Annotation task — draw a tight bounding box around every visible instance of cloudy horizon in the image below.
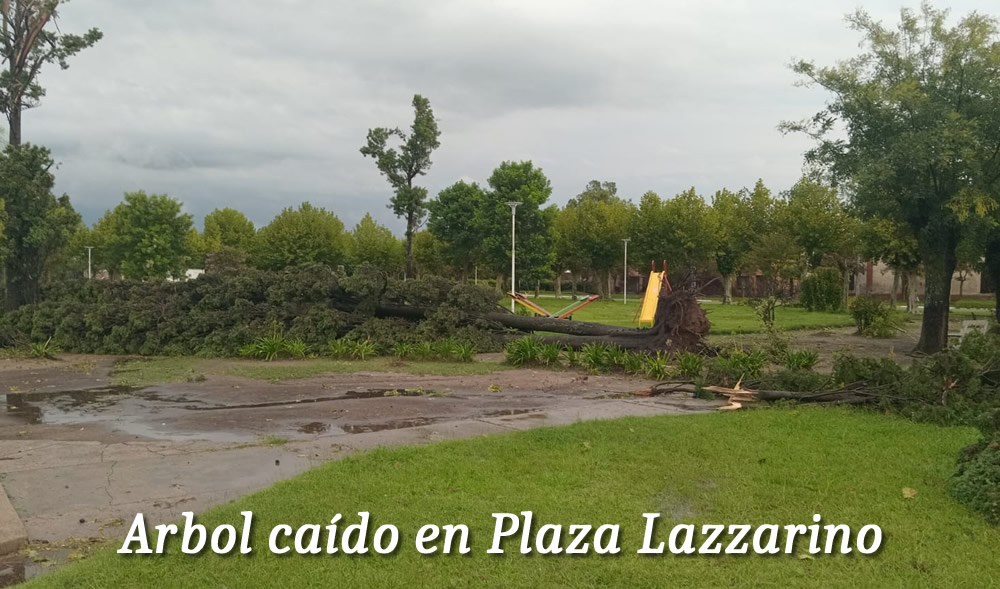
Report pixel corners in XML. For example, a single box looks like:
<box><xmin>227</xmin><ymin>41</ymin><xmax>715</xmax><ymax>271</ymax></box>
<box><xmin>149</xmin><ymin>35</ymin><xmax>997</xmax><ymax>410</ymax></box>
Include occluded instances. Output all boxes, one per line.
<box><xmin>24</xmin><ymin>0</ymin><xmax>1000</xmax><ymax>233</ymax></box>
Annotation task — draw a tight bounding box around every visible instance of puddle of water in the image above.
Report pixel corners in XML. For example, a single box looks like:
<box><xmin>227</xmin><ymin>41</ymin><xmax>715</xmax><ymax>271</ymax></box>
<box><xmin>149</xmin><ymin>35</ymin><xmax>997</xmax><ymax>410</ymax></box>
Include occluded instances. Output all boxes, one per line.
<box><xmin>1</xmin><ymin>387</ymin><xmax>134</xmax><ymax>424</ymax></box>
<box><xmin>0</xmin><ymin>554</ymin><xmax>44</xmax><ymax>587</ymax></box>
<box><xmin>482</xmin><ymin>409</ymin><xmax>539</xmax><ymax>417</ymax></box>
<box><xmin>297</xmin><ymin>422</ymin><xmax>330</xmax><ymax>434</ymax></box>
<box><xmin>0</xmin><ymin>388</ymin><xmax>247</xmax><ymax>443</ymax></box>
<box><xmin>341</xmin><ymin>418</ymin><xmax>437</xmax><ymax>434</ymax></box>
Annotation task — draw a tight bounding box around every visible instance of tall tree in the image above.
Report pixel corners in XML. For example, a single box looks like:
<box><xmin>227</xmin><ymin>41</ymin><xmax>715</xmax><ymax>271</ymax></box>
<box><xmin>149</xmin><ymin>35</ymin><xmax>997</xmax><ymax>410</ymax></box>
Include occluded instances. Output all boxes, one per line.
<box><xmin>475</xmin><ymin>161</ymin><xmax>555</xmax><ymax>292</ymax></box>
<box><xmin>0</xmin><ymin>143</ymin><xmax>78</xmax><ymax>308</ymax></box>
<box><xmin>347</xmin><ymin>213</ymin><xmax>404</xmax><ymax>273</ymax></box>
<box><xmin>427</xmin><ymin>180</ymin><xmax>485</xmax><ymax>278</ymax></box>
<box><xmin>784</xmin><ymin>178</ymin><xmax>862</xmax><ymax>307</ymax></box>
<box><xmin>862</xmin><ymin>218</ymin><xmax>922</xmax><ymax>312</ymax></box>
<box><xmin>631</xmin><ymin>188</ymin><xmax>718</xmax><ymax>284</ymax></box>
<box><xmin>552</xmin><ymin>181</ymin><xmax>633</xmax><ymax>299</ymax></box>
<box><xmin>203</xmin><ymin>208</ymin><xmax>255</xmax><ymax>252</ymax></box>
<box><xmin>360</xmin><ymin>95</ymin><xmax>441</xmax><ymax>279</ymax></box>
<box><xmin>0</xmin><ymin>0</ymin><xmax>102</xmax><ymax>145</ymax></box>
<box><xmin>97</xmin><ymin>191</ymin><xmax>193</xmax><ymax>280</ymax></box>
<box><xmin>783</xmin><ymin>4</ymin><xmax>1000</xmax><ymax>353</ymax></box>
<box><xmin>710</xmin><ymin>187</ymin><xmax>753</xmax><ymax>303</ymax></box>
<box><xmin>412</xmin><ymin>230</ymin><xmax>449</xmax><ymax>278</ymax></box>
<box><xmin>254</xmin><ymin>202</ymin><xmax>347</xmax><ymax>270</ymax></box>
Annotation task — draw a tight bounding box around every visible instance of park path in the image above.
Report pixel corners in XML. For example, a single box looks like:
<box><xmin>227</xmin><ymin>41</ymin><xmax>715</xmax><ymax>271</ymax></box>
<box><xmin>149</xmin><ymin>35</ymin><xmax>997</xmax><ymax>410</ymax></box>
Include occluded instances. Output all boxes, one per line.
<box><xmin>0</xmin><ymin>361</ymin><xmax>719</xmax><ymax>583</ymax></box>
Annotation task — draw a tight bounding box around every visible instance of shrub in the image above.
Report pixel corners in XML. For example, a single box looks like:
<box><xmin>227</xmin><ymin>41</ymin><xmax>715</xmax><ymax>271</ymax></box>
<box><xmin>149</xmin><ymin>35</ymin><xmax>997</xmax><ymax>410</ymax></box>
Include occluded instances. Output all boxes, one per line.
<box><xmin>393</xmin><ymin>342</ymin><xmax>414</xmax><ymax>359</ymax></box>
<box><xmin>580</xmin><ymin>343</ymin><xmax>610</xmax><ymax>373</ymax></box>
<box><xmin>644</xmin><ymin>352</ymin><xmax>672</xmax><ymax>381</ymax></box>
<box><xmin>604</xmin><ymin>345</ymin><xmax>629</xmax><ymax>371</ymax></box>
<box><xmin>413</xmin><ymin>342</ymin><xmax>435</xmax><ymax>360</ymax></box>
<box><xmin>539</xmin><ymin>343</ymin><xmax>563</xmax><ymax>368</ymax></box>
<box><xmin>505</xmin><ymin>336</ymin><xmax>543</xmax><ymax>366</ymax></box>
<box><xmin>675</xmin><ymin>351</ymin><xmax>705</xmax><ymax>378</ymax></box>
<box><xmin>706</xmin><ymin>348</ymin><xmax>766</xmax><ymax>385</ymax></box>
<box><xmin>328</xmin><ymin>339</ymin><xmax>351</xmax><ymax>359</ymax></box>
<box><xmin>433</xmin><ymin>338</ymin><xmax>458</xmax><ymax>360</ymax></box>
<box><xmin>783</xmin><ymin>349</ymin><xmax>819</xmax><ymax>371</ymax></box>
<box><xmin>563</xmin><ymin>346</ymin><xmax>578</xmax><ymax>367</ymax></box>
<box><xmin>284</xmin><ymin>338</ymin><xmax>309</xmax><ymax>359</ymax></box>
<box><xmin>800</xmin><ymin>267</ymin><xmax>844</xmax><ymax>312</ymax></box>
<box><xmin>849</xmin><ymin>296</ymin><xmax>896</xmax><ymax>337</ymax></box>
<box><xmin>454</xmin><ymin>342</ymin><xmax>477</xmax><ymax>363</ymax></box>
<box><xmin>28</xmin><ymin>337</ymin><xmax>61</xmax><ymax>360</ymax></box>
<box><xmin>622</xmin><ymin>352</ymin><xmax>646</xmax><ymax>376</ymax></box>
<box><xmin>348</xmin><ymin>338</ymin><xmax>377</xmax><ymax>360</ymax></box>
<box><xmin>240</xmin><ymin>332</ymin><xmax>290</xmax><ymax>361</ymax></box>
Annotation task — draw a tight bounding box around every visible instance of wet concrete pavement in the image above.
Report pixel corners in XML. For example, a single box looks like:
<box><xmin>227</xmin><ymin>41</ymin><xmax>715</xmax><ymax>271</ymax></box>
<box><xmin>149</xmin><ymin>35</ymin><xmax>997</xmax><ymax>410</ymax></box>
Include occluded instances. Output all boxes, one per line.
<box><xmin>0</xmin><ymin>361</ymin><xmax>721</xmax><ymax>581</ymax></box>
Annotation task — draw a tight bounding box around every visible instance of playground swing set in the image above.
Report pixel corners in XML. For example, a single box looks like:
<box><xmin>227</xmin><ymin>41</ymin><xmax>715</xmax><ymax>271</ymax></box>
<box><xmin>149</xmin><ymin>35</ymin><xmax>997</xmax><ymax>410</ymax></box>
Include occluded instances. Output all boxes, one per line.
<box><xmin>507</xmin><ymin>261</ymin><xmax>671</xmax><ymax>326</ymax></box>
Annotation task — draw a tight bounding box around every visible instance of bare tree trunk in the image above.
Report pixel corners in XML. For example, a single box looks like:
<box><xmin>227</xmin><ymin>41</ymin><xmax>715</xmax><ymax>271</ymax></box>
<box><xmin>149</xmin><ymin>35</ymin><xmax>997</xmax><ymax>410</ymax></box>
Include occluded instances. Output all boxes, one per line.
<box><xmin>534</xmin><ymin>280</ymin><xmax>540</xmax><ymax>298</ymax></box>
<box><xmin>7</xmin><ymin>104</ymin><xmax>20</xmax><ymax>146</ymax></box>
<box><xmin>496</xmin><ymin>273</ymin><xmax>505</xmax><ymax>293</ymax></box>
<box><xmin>554</xmin><ymin>273</ymin><xmax>562</xmax><ymax>299</ymax></box>
<box><xmin>916</xmin><ymin>233</ymin><xmax>957</xmax><ymax>354</ymax></box>
<box><xmin>841</xmin><ymin>267</ymin><xmax>850</xmax><ymax>311</ymax></box>
<box><xmin>722</xmin><ymin>274</ymin><xmax>733</xmax><ymax>304</ymax></box>
<box><xmin>889</xmin><ymin>270</ymin><xmax>899</xmax><ymax>309</ymax></box>
<box><xmin>906</xmin><ymin>272</ymin><xmax>919</xmax><ymax>314</ymax></box>
<box><xmin>403</xmin><ymin>210</ymin><xmax>415</xmax><ymax>279</ymax></box>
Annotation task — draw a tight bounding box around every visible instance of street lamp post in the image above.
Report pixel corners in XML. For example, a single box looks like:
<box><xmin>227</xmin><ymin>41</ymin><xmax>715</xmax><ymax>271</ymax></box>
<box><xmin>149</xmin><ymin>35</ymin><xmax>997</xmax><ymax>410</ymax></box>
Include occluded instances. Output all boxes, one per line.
<box><xmin>85</xmin><ymin>246</ymin><xmax>94</xmax><ymax>280</ymax></box>
<box><xmin>622</xmin><ymin>238</ymin><xmax>630</xmax><ymax>305</ymax></box>
<box><xmin>507</xmin><ymin>201</ymin><xmax>522</xmax><ymax>312</ymax></box>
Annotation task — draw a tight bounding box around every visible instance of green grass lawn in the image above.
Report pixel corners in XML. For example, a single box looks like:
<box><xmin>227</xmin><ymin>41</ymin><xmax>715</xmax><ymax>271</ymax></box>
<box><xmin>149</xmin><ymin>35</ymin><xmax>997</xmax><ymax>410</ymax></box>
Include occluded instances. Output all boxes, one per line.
<box><xmin>950</xmin><ymin>297</ymin><xmax>995</xmax><ymax>309</ymax></box>
<box><xmin>113</xmin><ymin>357</ymin><xmax>510</xmax><ymax>386</ymax></box>
<box><xmin>563</xmin><ymin>299</ymin><xmax>855</xmax><ymax>333</ymax></box>
<box><xmin>29</xmin><ymin>409</ymin><xmax>998</xmax><ymax>588</ymax></box>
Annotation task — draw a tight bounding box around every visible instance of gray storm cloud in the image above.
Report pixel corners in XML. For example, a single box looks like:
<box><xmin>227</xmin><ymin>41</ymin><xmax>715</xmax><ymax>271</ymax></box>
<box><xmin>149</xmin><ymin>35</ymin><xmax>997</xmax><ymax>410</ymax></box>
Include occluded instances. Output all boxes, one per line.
<box><xmin>22</xmin><ymin>0</ymin><xmax>999</xmax><ymax>231</ymax></box>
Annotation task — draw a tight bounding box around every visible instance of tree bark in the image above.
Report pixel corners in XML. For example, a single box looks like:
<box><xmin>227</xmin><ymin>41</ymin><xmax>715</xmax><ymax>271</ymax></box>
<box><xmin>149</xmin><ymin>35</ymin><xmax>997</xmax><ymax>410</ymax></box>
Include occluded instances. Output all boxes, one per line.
<box><xmin>554</xmin><ymin>273</ymin><xmax>562</xmax><ymax>299</ymax></box>
<box><xmin>889</xmin><ymin>270</ymin><xmax>899</xmax><ymax>309</ymax></box>
<box><xmin>840</xmin><ymin>267</ymin><xmax>850</xmax><ymax>310</ymax></box>
<box><xmin>496</xmin><ymin>273</ymin><xmax>504</xmax><ymax>293</ymax></box>
<box><xmin>916</xmin><ymin>232</ymin><xmax>957</xmax><ymax>354</ymax></box>
<box><xmin>906</xmin><ymin>271</ymin><xmax>919</xmax><ymax>315</ymax></box>
<box><xmin>7</xmin><ymin>103</ymin><xmax>20</xmax><ymax>146</ymax></box>
<box><xmin>403</xmin><ymin>210</ymin><xmax>415</xmax><ymax>280</ymax></box>
<box><xmin>986</xmin><ymin>234</ymin><xmax>1000</xmax><ymax>323</ymax></box>
<box><xmin>722</xmin><ymin>274</ymin><xmax>733</xmax><ymax>304</ymax></box>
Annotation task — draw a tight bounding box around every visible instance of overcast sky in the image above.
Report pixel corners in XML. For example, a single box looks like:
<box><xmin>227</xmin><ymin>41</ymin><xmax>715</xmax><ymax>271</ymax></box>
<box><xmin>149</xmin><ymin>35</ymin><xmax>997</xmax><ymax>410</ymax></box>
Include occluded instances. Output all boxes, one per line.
<box><xmin>27</xmin><ymin>0</ymin><xmax>999</xmax><ymax>233</ymax></box>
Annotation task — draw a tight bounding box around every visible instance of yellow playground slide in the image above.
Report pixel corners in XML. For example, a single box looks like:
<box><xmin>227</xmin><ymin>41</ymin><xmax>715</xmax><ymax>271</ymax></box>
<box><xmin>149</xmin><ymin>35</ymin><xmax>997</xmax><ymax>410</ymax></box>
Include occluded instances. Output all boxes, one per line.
<box><xmin>638</xmin><ymin>271</ymin><xmax>664</xmax><ymax>327</ymax></box>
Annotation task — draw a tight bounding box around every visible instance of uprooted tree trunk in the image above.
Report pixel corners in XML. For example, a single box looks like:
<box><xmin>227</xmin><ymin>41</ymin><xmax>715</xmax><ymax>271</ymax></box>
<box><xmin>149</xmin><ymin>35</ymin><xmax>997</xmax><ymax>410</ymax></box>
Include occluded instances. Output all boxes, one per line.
<box><xmin>340</xmin><ymin>288</ymin><xmax>710</xmax><ymax>353</ymax></box>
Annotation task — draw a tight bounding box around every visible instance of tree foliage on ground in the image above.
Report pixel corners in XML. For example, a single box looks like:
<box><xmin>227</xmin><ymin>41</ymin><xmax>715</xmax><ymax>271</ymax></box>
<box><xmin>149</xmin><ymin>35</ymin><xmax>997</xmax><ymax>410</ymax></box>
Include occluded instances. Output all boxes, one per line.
<box><xmin>360</xmin><ymin>94</ymin><xmax>441</xmax><ymax>278</ymax></box>
<box><xmin>253</xmin><ymin>202</ymin><xmax>347</xmax><ymax>271</ymax></box>
<box><xmin>347</xmin><ymin>213</ymin><xmax>404</xmax><ymax>273</ymax></box>
<box><xmin>93</xmin><ymin>191</ymin><xmax>193</xmax><ymax>280</ymax></box>
<box><xmin>783</xmin><ymin>3</ymin><xmax>1000</xmax><ymax>353</ymax></box>
<box><xmin>0</xmin><ymin>144</ymin><xmax>79</xmax><ymax>308</ymax></box>
<box><xmin>0</xmin><ymin>267</ymin><xmax>504</xmax><ymax>355</ymax></box>
<box><xmin>0</xmin><ymin>0</ymin><xmax>102</xmax><ymax>145</ymax></box>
